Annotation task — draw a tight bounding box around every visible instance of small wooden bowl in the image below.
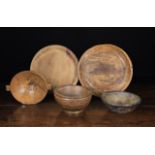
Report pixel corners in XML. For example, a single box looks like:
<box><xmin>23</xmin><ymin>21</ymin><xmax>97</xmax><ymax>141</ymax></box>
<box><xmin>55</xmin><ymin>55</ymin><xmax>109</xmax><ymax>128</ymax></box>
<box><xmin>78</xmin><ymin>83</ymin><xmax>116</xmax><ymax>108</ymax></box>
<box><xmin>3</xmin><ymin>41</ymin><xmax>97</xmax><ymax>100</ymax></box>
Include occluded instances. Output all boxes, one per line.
<box><xmin>101</xmin><ymin>92</ymin><xmax>141</xmax><ymax>114</ymax></box>
<box><xmin>6</xmin><ymin>71</ymin><xmax>48</xmax><ymax>105</ymax></box>
<box><xmin>54</xmin><ymin>85</ymin><xmax>92</xmax><ymax>116</ymax></box>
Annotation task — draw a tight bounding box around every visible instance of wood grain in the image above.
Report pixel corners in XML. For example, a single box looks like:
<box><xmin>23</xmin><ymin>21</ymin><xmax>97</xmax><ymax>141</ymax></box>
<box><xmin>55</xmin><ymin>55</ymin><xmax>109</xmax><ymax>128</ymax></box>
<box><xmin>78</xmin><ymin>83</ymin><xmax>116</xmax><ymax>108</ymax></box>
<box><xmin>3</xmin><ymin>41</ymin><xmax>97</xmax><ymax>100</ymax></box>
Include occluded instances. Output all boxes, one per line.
<box><xmin>7</xmin><ymin>71</ymin><xmax>48</xmax><ymax>105</ymax></box>
<box><xmin>78</xmin><ymin>44</ymin><xmax>133</xmax><ymax>96</ymax></box>
<box><xmin>0</xmin><ymin>83</ymin><xmax>155</xmax><ymax>127</ymax></box>
<box><xmin>54</xmin><ymin>85</ymin><xmax>92</xmax><ymax>115</ymax></box>
<box><xmin>30</xmin><ymin>45</ymin><xmax>78</xmax><ymax>90</ymax></box>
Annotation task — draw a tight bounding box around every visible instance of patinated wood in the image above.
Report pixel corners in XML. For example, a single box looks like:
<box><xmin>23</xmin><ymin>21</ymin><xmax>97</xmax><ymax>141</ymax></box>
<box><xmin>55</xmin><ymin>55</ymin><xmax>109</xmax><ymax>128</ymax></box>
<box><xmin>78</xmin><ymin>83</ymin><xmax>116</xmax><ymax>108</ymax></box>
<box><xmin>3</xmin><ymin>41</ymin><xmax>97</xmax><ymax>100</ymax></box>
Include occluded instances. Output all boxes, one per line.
<box><xmin>101</xmin><ymin>91</ymin><xmax>141</xmax><ymax>114</ymax></box>
<box><xmin>30</xmin><ymin>45</ymin><xmax>78</xmax><ymax>90</ymax></box>
<box><xmin>54</xmin><ymin>85</ymin><xmax>92</xmax><ymax>116</ymax></box>
<box><xmin>78</xmin><ymin>44</ymin><xmax>133</xmax><ymax>96</ymax></box>
<box><xmin>6</xmin><ymin>71</ymin><xmax>48</xmax><ymax>105</ymax></box>
<box><xmin>0</xmin><ymin>83</ymin><xmax>155</xmax><ymax>127</ymax></box>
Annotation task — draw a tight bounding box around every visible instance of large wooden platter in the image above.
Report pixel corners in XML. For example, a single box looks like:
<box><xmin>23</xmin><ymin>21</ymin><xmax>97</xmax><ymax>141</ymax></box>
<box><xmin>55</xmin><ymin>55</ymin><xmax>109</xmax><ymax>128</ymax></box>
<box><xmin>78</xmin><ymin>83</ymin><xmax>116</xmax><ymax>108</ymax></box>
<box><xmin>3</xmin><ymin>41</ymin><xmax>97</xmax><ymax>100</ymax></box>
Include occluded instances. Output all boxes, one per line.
<box><xmin>78</xmin><ymin>44</ymin><xmax>133</xmax><ymax>96</ymax></box>
<box><xmin>30</xmin><ymin>45</ymin><xmax>78</xmax><ymax>90</ymax></box>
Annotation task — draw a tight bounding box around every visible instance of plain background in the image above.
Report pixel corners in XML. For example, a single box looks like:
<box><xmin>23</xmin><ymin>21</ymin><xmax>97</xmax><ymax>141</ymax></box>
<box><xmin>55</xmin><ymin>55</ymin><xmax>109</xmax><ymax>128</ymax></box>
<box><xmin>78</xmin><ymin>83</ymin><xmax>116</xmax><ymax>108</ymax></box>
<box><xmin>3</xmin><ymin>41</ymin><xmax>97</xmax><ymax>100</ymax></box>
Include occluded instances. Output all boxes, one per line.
<box><xmin>0</xmin><ymin>27</ymin><xmax>155</xmax><ymax>84</ymax></box>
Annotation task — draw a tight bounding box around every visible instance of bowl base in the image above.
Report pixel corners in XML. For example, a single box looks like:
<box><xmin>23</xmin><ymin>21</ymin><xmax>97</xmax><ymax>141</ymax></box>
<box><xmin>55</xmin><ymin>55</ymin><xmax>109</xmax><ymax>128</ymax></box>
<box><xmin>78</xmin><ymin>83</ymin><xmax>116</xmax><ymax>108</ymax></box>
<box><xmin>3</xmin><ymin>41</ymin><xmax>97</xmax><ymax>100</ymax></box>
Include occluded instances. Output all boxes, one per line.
<box><xmin>107</xmin><ymin>105</ymin><xmax>138</xmax><ymax>114</ymax></box>
<box><xmin>64</xmin><ymin>109</ymin><xmax>84</xmax><ymax>116</ymax></box>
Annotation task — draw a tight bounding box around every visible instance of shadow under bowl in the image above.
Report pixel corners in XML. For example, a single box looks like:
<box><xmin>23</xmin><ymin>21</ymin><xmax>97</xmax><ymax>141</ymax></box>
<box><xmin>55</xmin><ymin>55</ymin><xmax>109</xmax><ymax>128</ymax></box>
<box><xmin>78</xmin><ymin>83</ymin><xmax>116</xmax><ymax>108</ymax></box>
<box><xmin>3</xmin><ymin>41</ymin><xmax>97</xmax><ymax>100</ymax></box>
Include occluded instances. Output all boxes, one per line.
<box><xmin>101</xmin><ymin>91</ymin><xmax>141</xmax><ymax>114</ymax></box>
<box><xmin>54</xmin><ymin>85</ymin><xmax>92</xmax><ymax>116</ymax></box>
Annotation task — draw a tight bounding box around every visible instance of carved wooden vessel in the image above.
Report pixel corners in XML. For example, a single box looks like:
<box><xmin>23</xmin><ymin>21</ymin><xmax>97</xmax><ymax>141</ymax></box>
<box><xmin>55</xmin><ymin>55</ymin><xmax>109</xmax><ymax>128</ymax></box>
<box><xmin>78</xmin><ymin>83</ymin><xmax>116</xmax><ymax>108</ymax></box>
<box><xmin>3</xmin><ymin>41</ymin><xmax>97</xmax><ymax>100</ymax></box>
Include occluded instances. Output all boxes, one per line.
<box><xmin>78</xmin><ymin>44</ymin><xmax>133</xmax><ymax>96</ymax></box>
<box><xmin>6</xmin><ymin>71</ymin><xmax>48</xmax><ymax>105</ymax></box>
<box><xmin>30</xmin><ymin>45</ymin><xmax>78</xmax><ymax>90</ymax></box>
<box><xmin>54</xmin><ymin>85</ymin><xmax>92</xmax><ymax>115</ymax></box>
<box><xmin>101</xmin><ymin>91</ymin><xmax>141</xmax><ymax>114</ymax></box>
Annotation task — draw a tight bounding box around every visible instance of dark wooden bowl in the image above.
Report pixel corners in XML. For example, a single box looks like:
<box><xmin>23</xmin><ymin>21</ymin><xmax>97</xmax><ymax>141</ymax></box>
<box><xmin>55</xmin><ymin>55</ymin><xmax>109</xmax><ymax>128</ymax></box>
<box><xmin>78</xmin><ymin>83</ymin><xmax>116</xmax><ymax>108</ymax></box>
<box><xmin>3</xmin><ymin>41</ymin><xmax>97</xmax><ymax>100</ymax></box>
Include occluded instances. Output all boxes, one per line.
<box><xmin>54</xmin><ymin>85</ymin><xmax>92</xmax><ymax>116</ymax></box>
<box><xmin>6</xmin><ymin>71</ymin><xmax>48</xmax><ymax>105</ymax></box>
<box><xmin>101</xmin><ymin>92</ymin><xmax>141</xmax><ymax>114</ymax></box>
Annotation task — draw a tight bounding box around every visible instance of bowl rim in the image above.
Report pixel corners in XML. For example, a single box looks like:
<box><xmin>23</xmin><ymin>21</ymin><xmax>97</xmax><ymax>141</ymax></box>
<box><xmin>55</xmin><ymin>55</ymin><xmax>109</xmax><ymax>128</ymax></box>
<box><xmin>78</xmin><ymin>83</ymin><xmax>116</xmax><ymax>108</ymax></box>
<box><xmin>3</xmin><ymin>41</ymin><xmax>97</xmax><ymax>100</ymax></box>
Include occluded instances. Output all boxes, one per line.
<box><xmin>9</xmin><ymin>70</ymin><xmax>48</xmax><ymax>105</ymax></box>
<box><xmin>101</xmin><ymin>91</ymin><xmax>141</xmax><ymax>107</ymax></box>
<box><xmin>54</xmin><ymin>85</ymin><xmax>92</xmax><ymax>99</ymax></box>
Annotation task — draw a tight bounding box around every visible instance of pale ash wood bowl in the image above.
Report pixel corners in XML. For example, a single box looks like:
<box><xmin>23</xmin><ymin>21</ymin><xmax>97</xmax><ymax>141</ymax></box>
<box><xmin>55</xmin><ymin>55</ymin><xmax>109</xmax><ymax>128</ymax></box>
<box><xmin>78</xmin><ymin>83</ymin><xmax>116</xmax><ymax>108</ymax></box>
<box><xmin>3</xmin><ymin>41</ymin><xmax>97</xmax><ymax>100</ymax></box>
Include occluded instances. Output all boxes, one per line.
<box><xmin>101</xmin><ymin>92</ymin><xmax>141</xmax><ymax>114</ymax></box>
<box><xmin>54</xmin><ymin>85</ymin><xmax>92</xmax><ymax>116</ymax></box>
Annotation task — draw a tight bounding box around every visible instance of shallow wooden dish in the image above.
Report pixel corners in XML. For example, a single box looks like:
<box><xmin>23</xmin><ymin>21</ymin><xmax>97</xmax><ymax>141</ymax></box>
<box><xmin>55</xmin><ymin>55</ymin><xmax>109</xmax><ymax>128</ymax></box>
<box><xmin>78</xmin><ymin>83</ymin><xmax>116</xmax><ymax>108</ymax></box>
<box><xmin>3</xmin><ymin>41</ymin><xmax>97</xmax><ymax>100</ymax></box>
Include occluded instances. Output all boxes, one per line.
<box><xmin>30</xmin><ymin>44</ymin><xmax>78</xmax><ymax>90</ymax></box>
<box><xmin>101</xmin><ymin>92</ymin><xmax>141</xmax><ymax>114</ymax></box>
<box><xmin>6</xmin><ymin>71</ymin><xmax>48</xmax><ymax>105</ymax></box>
<box><xmin>54</xmin><ymin>85</ymin><xmax>92</xmax><ymax>116</ymax></box>
<box><xmin>78</xmin><ymin>44</ymin><xmax>133</xmax><ymax>96</ymax></box>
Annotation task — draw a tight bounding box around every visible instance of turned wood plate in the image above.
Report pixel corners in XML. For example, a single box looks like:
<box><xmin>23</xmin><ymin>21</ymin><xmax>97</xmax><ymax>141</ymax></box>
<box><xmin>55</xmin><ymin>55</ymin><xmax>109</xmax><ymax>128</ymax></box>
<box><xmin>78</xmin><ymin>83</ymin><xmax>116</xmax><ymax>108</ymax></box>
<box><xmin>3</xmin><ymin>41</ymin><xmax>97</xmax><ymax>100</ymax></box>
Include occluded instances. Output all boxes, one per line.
<box><xmin>78</xmin><ymin>44</ymin><xmax>133</xmax><ymax>96</ymax></box>
<box><xmin>30</xmin><ymin>45</ymin><xmax>78</xmax><ymax>90</ymax></box>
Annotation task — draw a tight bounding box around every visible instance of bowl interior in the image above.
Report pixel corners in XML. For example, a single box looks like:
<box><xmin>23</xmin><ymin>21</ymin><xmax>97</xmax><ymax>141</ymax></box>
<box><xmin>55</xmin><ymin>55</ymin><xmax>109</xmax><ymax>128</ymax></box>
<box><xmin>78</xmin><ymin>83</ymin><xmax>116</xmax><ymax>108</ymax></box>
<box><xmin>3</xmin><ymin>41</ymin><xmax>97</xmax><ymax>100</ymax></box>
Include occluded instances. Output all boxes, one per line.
<box><xmin>54</xmin><ymin>85</ymin><xmax>91</xmax><ymax>99</ymax></box>
<box><xmin>101</xmin><ymin>92</ymin><xmax>141</xmax><ymax>106</ymax></box>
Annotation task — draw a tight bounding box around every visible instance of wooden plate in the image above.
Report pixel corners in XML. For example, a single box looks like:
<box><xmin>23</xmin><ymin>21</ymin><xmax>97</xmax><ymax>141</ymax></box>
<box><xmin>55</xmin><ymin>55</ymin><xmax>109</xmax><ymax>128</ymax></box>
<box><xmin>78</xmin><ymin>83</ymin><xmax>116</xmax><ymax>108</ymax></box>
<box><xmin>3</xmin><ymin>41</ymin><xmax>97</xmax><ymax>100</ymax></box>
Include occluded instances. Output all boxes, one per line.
<box><xmin>30</xmin><ymin>45</ymin><xmax>78</xmax><ymax>90</ymax></box>
<box><xmin>78</xmin><ymin>44</ymin><xmax>133</xmax><ymax>96</ymax></box>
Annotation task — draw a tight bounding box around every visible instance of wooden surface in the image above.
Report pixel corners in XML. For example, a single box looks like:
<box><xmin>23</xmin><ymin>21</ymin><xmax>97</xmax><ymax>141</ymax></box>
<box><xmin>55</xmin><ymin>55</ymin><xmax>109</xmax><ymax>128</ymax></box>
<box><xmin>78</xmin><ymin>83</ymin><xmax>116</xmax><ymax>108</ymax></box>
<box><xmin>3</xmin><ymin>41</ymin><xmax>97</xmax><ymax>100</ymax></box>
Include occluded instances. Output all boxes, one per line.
<box><xmin>0</xmin><ymin>83</ymin><xmax>155</xmax><ymax>127</ymax></box>
<box><xmin>54</xmin><ymin>85</ymin><xmax>92</xmax><ymax>115</ymax></box>
<box><xmin>7</xmin><ymin>71</ymin><xmax>48</xmax><ymax>105</ymax></box>
<box><xmin>78</xmin><ymin>44</ymin><xmax>133</xmax><ymax>96</ymax></box>
<box><xmin>30</xmin><ymin>45</ymin><xmax>78</xmax><ymax>90</ymax></box>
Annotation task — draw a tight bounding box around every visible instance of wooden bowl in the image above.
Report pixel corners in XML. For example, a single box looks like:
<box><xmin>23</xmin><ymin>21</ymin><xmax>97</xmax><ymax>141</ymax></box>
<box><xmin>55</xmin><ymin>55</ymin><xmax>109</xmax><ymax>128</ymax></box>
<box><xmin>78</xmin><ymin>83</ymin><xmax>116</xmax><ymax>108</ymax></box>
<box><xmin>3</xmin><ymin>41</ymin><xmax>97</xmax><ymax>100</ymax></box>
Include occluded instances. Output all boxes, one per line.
<box><xmin>101</xmin><ymin>92</ymin><xmax>141</xmax><ymax>114</ymax></box>
<box><xmin>54</xmin><ymin>85</ymin><xmax>92</xmax><ymax>115</ymax></box>
<box><xmin>6</xmin><ymin>71</ymin><xmax>48</xmax><ymax>105</ymax></box>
